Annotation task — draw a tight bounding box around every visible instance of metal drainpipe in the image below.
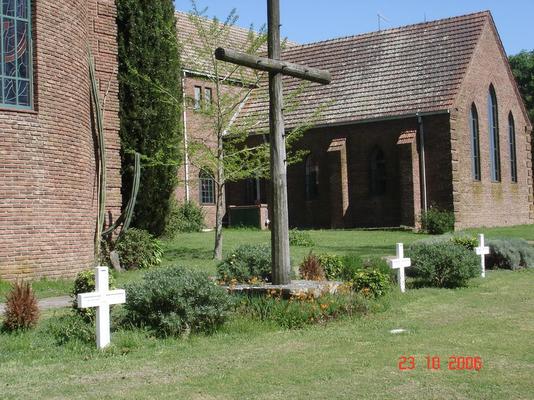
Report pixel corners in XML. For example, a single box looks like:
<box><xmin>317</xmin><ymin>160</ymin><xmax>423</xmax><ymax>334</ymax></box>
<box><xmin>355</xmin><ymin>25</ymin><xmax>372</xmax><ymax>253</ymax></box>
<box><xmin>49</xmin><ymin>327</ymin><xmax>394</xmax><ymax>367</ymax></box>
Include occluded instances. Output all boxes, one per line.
<box><xmin>182</xmin><ymin>71</ymin><xmax>190</xmax><ymax>202</ymax></box>
<box><xmin>418</xmin><ymin>114</ymin><xmax>428</xmax><ymax>213</ymax></box>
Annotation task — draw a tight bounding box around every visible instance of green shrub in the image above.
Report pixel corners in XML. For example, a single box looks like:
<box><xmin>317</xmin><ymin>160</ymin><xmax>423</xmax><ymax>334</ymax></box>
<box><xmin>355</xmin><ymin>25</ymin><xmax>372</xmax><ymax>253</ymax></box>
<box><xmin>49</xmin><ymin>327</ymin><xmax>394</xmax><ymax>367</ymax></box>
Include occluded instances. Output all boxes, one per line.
<box><xmin>362</xmin><ymin>256</ymin><xmax>394</xmax><ymax>278</ymax></box>
<box><xmin>289</xmin><ymin>229</ymin><xmax>314</xmax><ymax>247</ymax></box>
<box><xmin>237</xmin><ymin>291</ymin><xmax>372</xmax><ymax>329</ymax></box>
<box><xmin>298</xmin><ymin>252</ymin><xmax>325</xmax><ymax>281</ymax></box>
<box><xmin>45</xmin><ymin>314</ymin><xmax>95</xmax><ymax>345</ymax></box>
<box><xmin>345</xmin><ymin>269</ymin><xmax>391</xmax><ymax>297</ymax></box>
<box><xmin>115</xmin><ymin>228</ymin><xmax>163</xmax><ymax>270</ymax></box>
<box><xmin>217</xmin><ymin>244</ymin><xmax>272</xmax><ymax>284</ymax></box>
<box><xmin>124</xmin><ymin>266</ymin><xmax>232</xmax><ymax>337</ymax></box>
<box><xmin>317</xmin><ymin>253</ymin><xmax>344</xmax><ymax>280</ymax></box>
<box><xmin>408</xmin><ymin>241</ymin><xmax>479</xmax><ymax>288</ymax></box>
<box><xmin>487</xmin><ymin>238</ymin><xmax>534</xmax><ymax>270</ymax></box>
<box><xmin>337</xmin><ymin>254</ymin><xmax>364</xmax><ymax>282</ymax></box>
<box><xmin>72</xmin><ymin>269</ymin><xmax>116</xmax><ymax>321</ymax></box>
<box><xmin>164</xmin><ymin>200</ymin><xmax>205</xmax><ymax>237</ymax></box>
<box><xmin>451</xmin><ymin>235</ymin><xmax>478</xmax><ymax>250</ymax></box>
<box><xmin>420</xmin><ymin>207</ymin><xmax>455</xmax><ymax>234</ymax></box>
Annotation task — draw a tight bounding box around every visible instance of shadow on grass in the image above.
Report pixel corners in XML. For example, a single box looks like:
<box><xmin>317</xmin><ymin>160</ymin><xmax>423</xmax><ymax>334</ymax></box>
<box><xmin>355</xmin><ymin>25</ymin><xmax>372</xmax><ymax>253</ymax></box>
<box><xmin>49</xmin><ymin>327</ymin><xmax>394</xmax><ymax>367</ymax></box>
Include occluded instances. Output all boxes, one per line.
<box><xmin>164</xmin><ymin>247</ymin><xmax>213</xmax><ymax>260</ymax></box>
<box><xmin>314</xmin><ymin>245</ymin><xmax>395</xmax><ymax>256</ymax></box>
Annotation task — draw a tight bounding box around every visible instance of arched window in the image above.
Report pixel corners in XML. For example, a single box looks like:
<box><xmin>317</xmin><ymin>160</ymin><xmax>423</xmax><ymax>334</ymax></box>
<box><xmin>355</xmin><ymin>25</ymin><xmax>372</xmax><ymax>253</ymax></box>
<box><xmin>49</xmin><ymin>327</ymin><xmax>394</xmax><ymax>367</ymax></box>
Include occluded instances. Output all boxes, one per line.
<box><xmin>1</xmin><ymin>0</ymin><xmax>32</xmax><ymax>108</ymax></box>
<box><xmin>305</xmin><ymin>155</ymin><xmax>319</xmax><ymax>200</ymax></box>
<box><xmin>488</xmin><ymin>85</ymin><xmax>501</xmax><ymax>181</ymax></box>
<box><xmin>508</xmin><ymin>112</ymin><xmax>518</xmax><ymax>183</ymax></box>
<box><xmin>470</xmin><ymin>103</ymin><xmax>481</xmax><ymax>181</ymax></box>
<box><xmin>199</xmin><ymin>169</ymin><xmax>215</xmax><ymax>204</ymax></box>
<box><xmin>370</xmin><ymin>147</ymin><xmax>386</xmax><ymax>195</ymax></box>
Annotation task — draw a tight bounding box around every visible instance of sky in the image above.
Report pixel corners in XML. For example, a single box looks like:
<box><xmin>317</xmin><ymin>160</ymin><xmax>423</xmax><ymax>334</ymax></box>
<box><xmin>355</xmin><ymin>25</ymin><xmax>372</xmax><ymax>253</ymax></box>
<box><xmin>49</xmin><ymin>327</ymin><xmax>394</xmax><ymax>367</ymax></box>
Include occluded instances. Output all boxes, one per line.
<box><xmin>174</xmin><ymin>0</ymin><xmax>533</xmax><ymax>55</ymax></box>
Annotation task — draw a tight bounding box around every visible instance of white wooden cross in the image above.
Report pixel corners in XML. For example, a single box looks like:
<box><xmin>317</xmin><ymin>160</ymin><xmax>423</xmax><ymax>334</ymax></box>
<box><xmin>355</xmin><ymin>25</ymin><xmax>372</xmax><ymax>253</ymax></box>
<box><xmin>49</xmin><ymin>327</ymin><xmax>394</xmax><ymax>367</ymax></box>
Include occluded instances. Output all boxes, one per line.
<box><xmin>388</xmin><ymin>243</ymin><xmax>412</xmax><ymax>293</ymax></box>
<box><xmin>475</xmin><ymin>234</ymin><xmax>490</xmax><ymax>278</ymax></box>
<box><xmin>77</xmin><ymin>266</ymin><xmax>126</xmax><ymax>349</ymax></box>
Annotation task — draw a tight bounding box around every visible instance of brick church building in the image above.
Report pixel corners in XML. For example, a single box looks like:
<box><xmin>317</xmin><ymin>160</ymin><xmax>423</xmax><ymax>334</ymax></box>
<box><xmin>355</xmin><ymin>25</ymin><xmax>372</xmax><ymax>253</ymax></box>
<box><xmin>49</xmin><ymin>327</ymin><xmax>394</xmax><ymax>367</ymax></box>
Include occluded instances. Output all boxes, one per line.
<box><xmin>177</xmin><ymin>11</ymin><xmax>533</xmax><ymax>230</ymax></box>
<box><xmin>0</xmin><ymin>1</ymin><xmax>121</xmax><ymax>280</ymax></box>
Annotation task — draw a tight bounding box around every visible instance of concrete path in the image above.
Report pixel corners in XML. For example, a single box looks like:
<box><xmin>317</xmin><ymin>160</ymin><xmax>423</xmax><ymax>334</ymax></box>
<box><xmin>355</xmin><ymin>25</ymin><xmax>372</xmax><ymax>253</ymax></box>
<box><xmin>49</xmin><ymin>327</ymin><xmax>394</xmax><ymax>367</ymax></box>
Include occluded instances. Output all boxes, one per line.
<box><xmin>0</xmin><ymin>296</ymin><xmax>71</xmax><ymax>313</ymax></box>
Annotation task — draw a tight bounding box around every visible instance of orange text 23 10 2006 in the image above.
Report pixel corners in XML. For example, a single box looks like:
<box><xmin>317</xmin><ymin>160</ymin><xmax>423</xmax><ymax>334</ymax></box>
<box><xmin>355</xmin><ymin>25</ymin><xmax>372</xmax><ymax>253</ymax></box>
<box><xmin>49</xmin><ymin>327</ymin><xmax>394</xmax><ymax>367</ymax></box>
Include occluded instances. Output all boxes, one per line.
<box><xmin>398</xmin><ymin>355</ymin><xmax>483</xmax><ymax>371</ymax></box>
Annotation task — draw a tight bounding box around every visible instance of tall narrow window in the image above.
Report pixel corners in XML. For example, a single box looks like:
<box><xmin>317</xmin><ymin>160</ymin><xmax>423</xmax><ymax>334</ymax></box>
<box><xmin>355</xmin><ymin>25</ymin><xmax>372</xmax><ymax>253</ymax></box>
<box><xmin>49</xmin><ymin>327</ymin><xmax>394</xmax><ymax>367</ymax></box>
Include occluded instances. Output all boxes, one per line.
<box><xmin>370</xmin><ymin>147</ymin><xmax>386</xmax><ymax>195</ymax></box>
<box><xmin>204</xmin><ymin>87</ymin><xmax>212</xmax><ymax>109</ymax></box>
<box><xmin>488</xmin><ymin>85</ymin><xmax>501</xmax><ymax>181</ymax></box>
<box><xmin>193</xmin><ymin>86</ymin><xmax>202</xmax><ymax>110</ymax></box>
<box><xmin>1</xmin><ymin>0</ymin><xmax>32</xmax><ymax>108</ymax></box>
<box><xmin>470</xmin><ymin>103</ymin><xmax>481</xmax><ymax>181</ymax></box>
<box><xmin>305</xmin><ymin>155</ymin><xmax>319</xmax><ymax>200</ymax></box>
<box><xmin>199</xmin><ymin>169</ymin><xmax>215</xmax><ymax>204</ymax></box>
<box><xmin>508</xmin><ymin>112</ymin><xmax>517</xmax><ymax>183</ymax></box>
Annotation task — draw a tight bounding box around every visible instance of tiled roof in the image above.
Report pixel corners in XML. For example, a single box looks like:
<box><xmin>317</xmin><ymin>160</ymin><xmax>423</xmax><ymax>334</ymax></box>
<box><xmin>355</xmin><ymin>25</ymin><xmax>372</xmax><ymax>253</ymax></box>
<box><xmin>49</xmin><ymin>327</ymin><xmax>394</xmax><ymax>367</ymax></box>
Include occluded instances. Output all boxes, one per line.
<box><xmin>236</xmin><ymin>11</ymin><xmax>491</xmax><ymax>131</ymax></box>
<box><xmin>176</xmin><ymin>11</ymin><xmax>297</xmax><ymax>79</ymax></box>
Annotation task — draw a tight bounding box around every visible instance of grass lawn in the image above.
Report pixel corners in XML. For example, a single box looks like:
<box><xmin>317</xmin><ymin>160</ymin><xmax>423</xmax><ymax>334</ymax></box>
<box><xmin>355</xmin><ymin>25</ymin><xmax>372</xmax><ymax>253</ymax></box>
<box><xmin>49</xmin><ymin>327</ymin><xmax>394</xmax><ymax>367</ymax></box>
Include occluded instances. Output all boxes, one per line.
<box><xmin>0</xmin><ymin>268</ymin><xmax>533</xmax><ymax>399</ymax></box>
<box><xmin>0</xmin><ymin>224</ymin><xmax>532</xmax><ymax>300</ymax></box>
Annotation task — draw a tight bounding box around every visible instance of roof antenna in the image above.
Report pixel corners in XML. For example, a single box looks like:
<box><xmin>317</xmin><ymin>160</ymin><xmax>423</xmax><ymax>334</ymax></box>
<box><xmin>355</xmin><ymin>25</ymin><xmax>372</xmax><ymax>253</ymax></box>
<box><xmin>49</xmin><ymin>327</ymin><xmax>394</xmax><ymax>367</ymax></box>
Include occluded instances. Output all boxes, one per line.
<box><xmin>377</xmin><ymin>13</ymin><xmax>389</xmax><ymax>31</ymax></box>
<box><xmin>424</xmin><ymin>12</ymin><xmax>427</xmax><ymax>22</ymax></box>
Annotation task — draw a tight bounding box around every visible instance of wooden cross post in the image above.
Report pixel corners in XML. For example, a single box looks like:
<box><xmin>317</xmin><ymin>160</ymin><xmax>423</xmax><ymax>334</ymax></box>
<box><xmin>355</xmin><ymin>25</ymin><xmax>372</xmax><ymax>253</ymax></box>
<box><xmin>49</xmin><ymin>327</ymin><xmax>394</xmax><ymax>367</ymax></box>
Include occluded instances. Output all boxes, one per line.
<box><xmin>215</xmin><ymin>0</ymin><xmax>331</xmax><ymax>284</ymax></box>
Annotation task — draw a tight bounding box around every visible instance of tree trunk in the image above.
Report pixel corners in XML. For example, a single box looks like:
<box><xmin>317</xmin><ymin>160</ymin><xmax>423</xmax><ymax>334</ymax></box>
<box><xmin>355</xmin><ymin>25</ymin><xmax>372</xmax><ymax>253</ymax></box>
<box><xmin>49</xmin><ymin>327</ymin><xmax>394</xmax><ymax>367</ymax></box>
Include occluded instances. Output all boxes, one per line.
<box><xmin>213</xmin><ymin>181</ymin><xmax>225</xmax><ymax>260</ymax></box>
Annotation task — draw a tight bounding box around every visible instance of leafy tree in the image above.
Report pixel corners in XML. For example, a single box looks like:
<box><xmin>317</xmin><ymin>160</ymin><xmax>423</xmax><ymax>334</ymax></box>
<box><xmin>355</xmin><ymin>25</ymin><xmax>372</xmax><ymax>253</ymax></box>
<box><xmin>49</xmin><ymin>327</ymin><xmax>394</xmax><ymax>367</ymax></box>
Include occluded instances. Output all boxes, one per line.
<box><xmin>185</xmin><ymin>2</ymin><xmax>324</xmax><ymax>259</ymax></box>
<box><xmin>509</xmin><ymin>50</ymin><xmax>534</xmax><ymax>123</ymax></box>
<box><xmin>117</xmin><ymin>0</ymin><xmax>182</xmax><ymax>236</ymax></box>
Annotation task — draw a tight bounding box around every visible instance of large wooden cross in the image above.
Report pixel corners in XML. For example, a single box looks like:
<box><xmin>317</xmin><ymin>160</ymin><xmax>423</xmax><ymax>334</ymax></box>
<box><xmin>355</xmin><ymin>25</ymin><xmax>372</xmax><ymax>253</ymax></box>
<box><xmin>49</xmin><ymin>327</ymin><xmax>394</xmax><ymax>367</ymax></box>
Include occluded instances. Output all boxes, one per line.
<box><xmin>215</xmin><ymin>0</ymin><xmax>331</xmax><ymax>285</ymax></box>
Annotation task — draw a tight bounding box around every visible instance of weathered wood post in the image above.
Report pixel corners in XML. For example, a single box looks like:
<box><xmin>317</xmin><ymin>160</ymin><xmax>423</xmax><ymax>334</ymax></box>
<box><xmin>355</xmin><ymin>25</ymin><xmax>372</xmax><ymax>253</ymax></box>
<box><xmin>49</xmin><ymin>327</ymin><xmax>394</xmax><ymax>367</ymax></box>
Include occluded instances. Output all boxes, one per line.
<box><xmin>214</xmin><ymin>0</ymin><xmax>331</xmax><ymax>285</ymax></box>
<box><xmin>267</xmin><ymin>0</ymin><xmax>290</xmax><ymax>284</ymax></box>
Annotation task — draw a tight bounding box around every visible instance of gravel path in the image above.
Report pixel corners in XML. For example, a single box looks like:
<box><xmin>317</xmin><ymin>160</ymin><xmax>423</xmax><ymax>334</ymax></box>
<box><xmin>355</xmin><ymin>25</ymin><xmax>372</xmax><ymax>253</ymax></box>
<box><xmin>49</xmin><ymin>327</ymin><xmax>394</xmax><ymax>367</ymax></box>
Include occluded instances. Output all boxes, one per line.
<box><xmin>0</xmin><ymin>296</ymin><xmax>71</xmax><ymax>313</ymax></box>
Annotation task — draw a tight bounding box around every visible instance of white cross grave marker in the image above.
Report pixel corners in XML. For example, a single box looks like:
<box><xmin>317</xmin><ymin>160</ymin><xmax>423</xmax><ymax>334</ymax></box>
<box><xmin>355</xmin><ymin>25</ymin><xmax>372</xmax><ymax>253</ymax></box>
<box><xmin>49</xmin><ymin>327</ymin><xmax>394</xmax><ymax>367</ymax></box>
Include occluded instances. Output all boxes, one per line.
<box><xmin>77</xmin><ymin>266</ymin><xmax>126</xmax><ymax>349</ymax></box>
<box><xmin>388</xmin><ymin>243</ymin><xmax>411</xmax><ymax>293</ymax></box>
<box><xmin>475</xmin><ymin>234</ymin><xmax>490</xmax><ymax>278</ymax></box>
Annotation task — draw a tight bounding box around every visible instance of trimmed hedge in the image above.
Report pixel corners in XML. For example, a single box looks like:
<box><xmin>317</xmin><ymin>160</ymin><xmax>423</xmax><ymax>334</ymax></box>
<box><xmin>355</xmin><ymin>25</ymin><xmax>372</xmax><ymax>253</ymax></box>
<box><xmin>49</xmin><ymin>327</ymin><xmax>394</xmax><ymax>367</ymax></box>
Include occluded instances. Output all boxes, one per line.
<box><xmin>217</xmin><ymin>244</ymin><xmax>271</xmax><ymax>284</ymax></box>
<box><xmin>124</xmin><ymin>266</ymin><xmax>232</xmax><ymax>337</ymax></box>
<box><xmin>487</xmin><ymin>238</ymin><xmax>534</xmax><ymax>270</ymax></box>
<box><xmin>408</xmin><ymin>241</ymin><xmax>479</xmax><ymax>288</ymax></box>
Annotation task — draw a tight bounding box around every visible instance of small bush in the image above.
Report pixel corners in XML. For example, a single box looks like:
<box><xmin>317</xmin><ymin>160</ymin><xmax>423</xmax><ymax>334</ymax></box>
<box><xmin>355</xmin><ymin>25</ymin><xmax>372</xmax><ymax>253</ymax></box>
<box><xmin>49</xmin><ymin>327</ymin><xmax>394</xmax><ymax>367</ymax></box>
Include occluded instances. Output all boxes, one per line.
<box><xmin>421</xmin><ymin>207</ymin><xmax>455</xmax><ymax>234</ymax></box>
<box><xmin>289</xmin><ymin>229</ymin><xmax>314</xmax><ymax>247</ymax></box>
<box><xmin>362</xmin><ymin>256</ymin><xmax>394</xmax><ymax>278</ymax></box>
<box><xmin>115</xmin><ymin>228</ymin><xmax>163</xmax><ymax>270</ymax></box>
<box><xmin>487</xmin><ymin>238</ymin><xmax>534</xmax><ymax>270</ymax></box>
<box><xmin>298</xmin><ymin>252</ymin><xmax>325</xmax><ymax>281</ymax></box>
<box><xmin>164</xmin><ymin>200</ymin><xmax>205</xmax><ymax>237</ymax></box>
<box><xmin>237</xmin><ymin>290</ymin><xmax>372</xmax><ymax>329</ymax></box>
<box><xmin>2</xmin><ymin>281</ymin><xmax>39</xmax><ymax>332</ymax></box>
<box><xmin>337</xmin><ymin>254</ymin><xmax>364</xmax><ymax>282</ymax></box>
<box><xmin>45</xmin><ymin>314</ymin><xmax>95</xmax><ymax>345</ymax></box>
<box><xmin>317</xmin><ymin>253</ymin><xmax>344</xmax><ymax>280</ymax></box>
<box><xmin>217</xmin><ymin>244</ymin><xmax>271</xmax><ymax>284</ymax></box>
<box><xmin>124</xmin><ymin>266</ymin><xmax>233</xmax><ymax>337</ymax></box>
<box><xmin>451</xmin><ymin>235</ymin><xmax>478</xmax><ymax>250</ymax></box>
<box><xmin>344</xmin><ymin>269</ymin><xmax>391</xmax><ymax>298</ymax></box>
<box><xmin>72</xmin><ymin>269</ymin><xmax>116</xmax><ymax>321</ymax></box>
<box><xmin>408</xmin><ymin>241</ymin><xmax>479</xmax><ymax>288</ymax></box>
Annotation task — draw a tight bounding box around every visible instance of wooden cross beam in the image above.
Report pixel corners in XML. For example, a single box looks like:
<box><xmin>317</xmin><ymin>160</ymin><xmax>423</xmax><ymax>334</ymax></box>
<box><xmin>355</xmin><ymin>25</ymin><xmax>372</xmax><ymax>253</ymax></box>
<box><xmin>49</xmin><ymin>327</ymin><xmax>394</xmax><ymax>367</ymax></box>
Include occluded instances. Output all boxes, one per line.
<box><xmin>214</xmin><ymin>48</ymin><xmax>332</xmax><ymax>85</ymax></box>
<box><xmin>214</xmin><ymin>0</ymin><xmax>331</xmax><ymax>285</ymax></box>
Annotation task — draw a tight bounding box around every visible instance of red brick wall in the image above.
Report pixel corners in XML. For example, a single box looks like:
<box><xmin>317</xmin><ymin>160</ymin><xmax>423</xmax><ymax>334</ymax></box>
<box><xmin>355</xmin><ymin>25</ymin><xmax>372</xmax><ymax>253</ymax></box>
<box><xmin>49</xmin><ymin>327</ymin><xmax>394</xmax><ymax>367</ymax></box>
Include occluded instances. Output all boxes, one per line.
<box><xmin>228</xmin><ymin>117</ymin><xmax>439</xmax><ymax>229</ymax></box>
<box><xmin>0</xmin><ymin>0</ymin><xmax>121</xmax><ymax>280</ymax></box>
<box><xmin>175</xmin><ymin>75</ymin><xmax>218</xmax><ymax>228</ymax></box>
<box><xmin>451</xmin><ymin>22</ymin><xmax>533</xmax><ymax>228</ymax></box>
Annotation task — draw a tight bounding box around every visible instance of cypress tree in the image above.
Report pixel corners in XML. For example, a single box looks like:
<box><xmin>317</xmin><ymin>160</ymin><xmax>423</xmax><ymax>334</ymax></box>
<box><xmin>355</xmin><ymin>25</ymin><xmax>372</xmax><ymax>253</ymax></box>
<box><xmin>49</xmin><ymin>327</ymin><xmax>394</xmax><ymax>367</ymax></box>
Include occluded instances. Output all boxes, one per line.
<box><xmin>117</xmin><ymin>0</ymin><xmax>182</xmax><ymax>236</ymax></box>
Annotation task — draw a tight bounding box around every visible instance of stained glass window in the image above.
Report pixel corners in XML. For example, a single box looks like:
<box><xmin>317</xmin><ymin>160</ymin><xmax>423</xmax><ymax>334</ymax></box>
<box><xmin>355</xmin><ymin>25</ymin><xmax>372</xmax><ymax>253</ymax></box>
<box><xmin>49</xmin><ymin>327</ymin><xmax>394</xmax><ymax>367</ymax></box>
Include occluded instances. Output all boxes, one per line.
<box><xmin>1</xmin><ymin>0</ymin><xmax>31</xmax><ymax>108</ymax></box>
<box><xmin>370</xmin><ymin>147</ymin><xmax>386</xmax><ymax>195</ymax></box>
<box><xmin>488</xmin><ymin>85</ymin><xmax>501</xmax><ymax>182</ymax></box>
<box><xmin>508</xmin><ymin>112</ymin><xmax>517</xmax><ymax>183</ymax></box>
<box><xmin>470</xmin><ymin>103</ymin><xmax>481</xmax><ymax>181</ymax></box>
